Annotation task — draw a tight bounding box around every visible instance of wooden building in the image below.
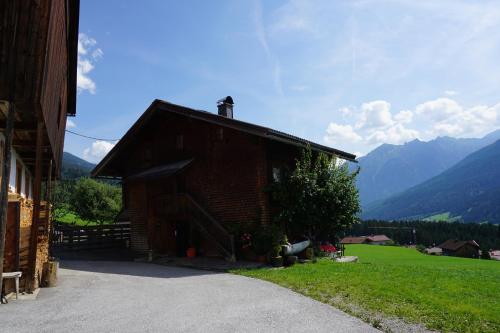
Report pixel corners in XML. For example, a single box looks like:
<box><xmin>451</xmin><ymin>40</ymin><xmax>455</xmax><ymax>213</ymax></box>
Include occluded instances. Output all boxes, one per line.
<box><xmin>92</xmin><ymin>97</ymin><xmax>356</xmax><ymax>261</ymax></box>
<box><xmin>0</xmin><ymin>0</ymin><xmax>79</xmax><ymax>296</ymax></box>
<box><xmin>438</xmin><ymin>239</ymin><xmax>480</xmax><ymax>258</ymax></box>
<box><xmin>341</xmin><ymin>234</ymin><xmax>392</xmax><ymax>245</ymax></box>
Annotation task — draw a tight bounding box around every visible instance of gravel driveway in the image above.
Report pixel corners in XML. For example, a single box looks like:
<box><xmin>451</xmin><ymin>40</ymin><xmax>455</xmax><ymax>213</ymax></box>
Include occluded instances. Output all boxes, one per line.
<box><xmin>0</xmin><ymin>260</ymin><xmax>379</xmax><ymax>332</ymax></box>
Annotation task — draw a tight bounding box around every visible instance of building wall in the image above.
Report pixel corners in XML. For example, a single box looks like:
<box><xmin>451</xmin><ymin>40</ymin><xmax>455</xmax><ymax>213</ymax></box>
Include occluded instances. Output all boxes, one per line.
<box><xmin>123</xmin><ymin>112</ymin><xmax>272</xmax><ymax>255</ymax></box>
<box><xmin>0</xmin><ymin>134</ymin><xmax>45</xmax><ymax>293</ymax></box>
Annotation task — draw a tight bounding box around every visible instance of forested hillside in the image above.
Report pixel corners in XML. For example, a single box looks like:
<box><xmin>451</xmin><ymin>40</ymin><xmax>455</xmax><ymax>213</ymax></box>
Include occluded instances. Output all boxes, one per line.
<box><xmin>54</xmin><ymin>152</ymin><xmax>121</xmax><ymax>225</ymax></box>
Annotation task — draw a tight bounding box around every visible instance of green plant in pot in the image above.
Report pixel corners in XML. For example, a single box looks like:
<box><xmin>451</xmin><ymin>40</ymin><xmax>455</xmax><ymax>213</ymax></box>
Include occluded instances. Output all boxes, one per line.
<box><xmin>252</xmin><ymin>229</ymin><xmax>273</xmax><ymax>263</ymax></box>
<box><xmin>270</xmin><ymin>244</ymin><xmax>283</xmax><ymax>267</ymax></box>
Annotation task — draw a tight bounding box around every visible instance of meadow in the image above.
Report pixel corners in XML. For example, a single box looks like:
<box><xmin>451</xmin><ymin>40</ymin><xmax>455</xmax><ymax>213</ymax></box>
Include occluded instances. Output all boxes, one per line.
<box><xmin>234</xmin><ymin>245</ymin><xmax>500</xmax><ymax>333</ymax></box>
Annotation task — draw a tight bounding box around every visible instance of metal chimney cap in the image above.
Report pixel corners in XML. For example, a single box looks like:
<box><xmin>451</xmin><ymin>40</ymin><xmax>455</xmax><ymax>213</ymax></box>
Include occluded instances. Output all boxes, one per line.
<box><xmin>217</xmin><ymin>96</ymin><xmax>234</xmax><ymax>105</ymax></box>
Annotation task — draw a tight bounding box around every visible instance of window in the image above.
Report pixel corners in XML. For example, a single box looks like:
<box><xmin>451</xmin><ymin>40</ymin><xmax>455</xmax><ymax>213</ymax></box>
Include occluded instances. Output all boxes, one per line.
<box><xmin>24</xmin><ymin>170</ymin><xmax>30</xmax><ymax>198</ymax></box>
<box><xmin>15</xmin><ymin>160</ymin><xmax>22</xmax><ymax>195</ymax></box>
<box><xmin>272</xmin><ymin>167</ymin><xmax>281</xmax><ymax>183</ymax></box>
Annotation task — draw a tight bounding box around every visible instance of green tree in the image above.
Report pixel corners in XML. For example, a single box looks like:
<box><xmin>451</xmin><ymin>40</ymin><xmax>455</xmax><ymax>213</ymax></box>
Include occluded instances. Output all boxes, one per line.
<box><xmin>272</xmin><ymin>147</ymin><xmax>360</xmax><ymax>240</ymax></box>
<box><xmin>71</xmin><ymin>178</ymin><xmax>122</xmax><ymax>223</ymax></box>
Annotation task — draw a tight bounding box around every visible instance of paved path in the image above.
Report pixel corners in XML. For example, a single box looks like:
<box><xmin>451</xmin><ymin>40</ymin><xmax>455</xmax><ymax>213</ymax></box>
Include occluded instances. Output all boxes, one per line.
<box><xmin>0</xmin><ymin>261</ymin><xmax>379</xmax><ymax>333</ymax></box>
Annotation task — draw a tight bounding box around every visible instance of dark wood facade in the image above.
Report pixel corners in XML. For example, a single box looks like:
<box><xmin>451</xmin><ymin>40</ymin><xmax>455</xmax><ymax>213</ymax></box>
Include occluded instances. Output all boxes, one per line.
<box><xmin>0</xmin><ymin>0</ymin><xmax>78</xmax><ymax>174</ymax></box>
<box><xmin>0</xmin><ymin>0</ymin><xmax>79</xmax><ymax>295</ymax></box>
<box><xmin>93</xmin><ymin>100</ymin><xmax>356</xmax><ymax>260</ymax></box>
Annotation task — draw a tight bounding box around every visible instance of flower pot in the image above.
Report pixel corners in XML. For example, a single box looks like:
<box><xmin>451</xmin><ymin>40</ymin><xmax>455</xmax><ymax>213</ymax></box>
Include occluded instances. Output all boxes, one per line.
<box><xmin>270</xmin><ymin>256</ymin><xmax>283</xmax><ymax>267</ymax></box>
<box><xmin>285</xmin><ymin>255</ymin><xmax>298</xmax><ymax>266</ymax></box>
<box><xmin>186</xmin><ymin>247</ymin><xmax>196</xmax><ymax>258</ymax></box>
<box><xmin>305</xmin><ymin>247</ymin><xmax>314</xmax><ymax>259</ymax></box>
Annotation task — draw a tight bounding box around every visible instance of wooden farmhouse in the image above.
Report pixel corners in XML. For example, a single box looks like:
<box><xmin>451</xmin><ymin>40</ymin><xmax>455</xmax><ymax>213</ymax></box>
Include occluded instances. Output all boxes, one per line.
<box><xmin>341</xmin><ymin>235</ymin><xmax>392</xmax><ymax>245</ymax></box>
<box><xmin>0</xmin><ymin>0</ymin><xmax>79</xmax><ymax>296</ymax></box>
<box><xmin>438</xmin><ymin>239</ymin><xmax>480</xmax><ymax>258</ymax></box>
<box><xmin>92</xmin><ymin>98</ymin><xmax>356</xmax><ymax>261</ymax></box>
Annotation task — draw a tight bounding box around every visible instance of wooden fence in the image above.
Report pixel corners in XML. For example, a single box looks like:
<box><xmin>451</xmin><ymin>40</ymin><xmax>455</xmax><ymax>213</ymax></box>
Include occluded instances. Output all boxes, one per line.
<box><xmin>51</xmin><ymin>222</ymin><xmax>131</xmax><ymax>251</ymax></box>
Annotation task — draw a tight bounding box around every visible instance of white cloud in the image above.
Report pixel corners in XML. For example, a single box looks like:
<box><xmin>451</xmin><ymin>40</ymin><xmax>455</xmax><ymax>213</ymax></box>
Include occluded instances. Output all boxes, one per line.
<box><xmin>357</xmin><ymin>100</ymin><xmax>393</xmax><ymax>130</ymax></box>
<box><xmin>253</xmin><ymin>1</ymin><xmax>283</xmax><ymax>96</ymax></box>
<box><xmin>66</xmin><ymin>119</ymin><xmax>76</xmax><ymax>128</ymax></box>
<box><xmin>325</xmin><ymin>96</ymin><xmax>500</xmax><ymax>153</ymax></box>
<box><xmin>394</xmin><ymin>110</ymin><xmax>413</xmax><ymax>124</ymax></box>
<box><xmin>83</xmin><ymin>140</ymin><xmax>115</xmax><ymax>163</ymax></box>
<box><xmin>77</xmin><ymin>33</ymin><xmax>103</xmax><ymax>94</ymax></box>
<box><xmin>444</xmin><ymin>90</ymin><xmax>458</xmax><ymax>96</ymax></box>
<box><xmin>289</xmin><ymin>84</ymin><xmax>308</xmax><ymax>92</ymax></box>
<box><xmin>415</xmin><ymin>98</ymin><xmax>462</xmax><ymax>121</ymax></box>
<box><xmin>324</xmin><ymin>123</ymin><xmax>362</xmax><ymax>145</ymax></box>
<box><xmin>366</xmin><ymin>123</ymin><xmax>420</xmax><ymax>145</ymax></box>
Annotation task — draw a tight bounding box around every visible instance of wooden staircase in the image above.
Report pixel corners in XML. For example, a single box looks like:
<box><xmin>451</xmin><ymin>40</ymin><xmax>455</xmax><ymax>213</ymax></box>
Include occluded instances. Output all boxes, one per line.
<box><xmin>160</xmin><ymin>193</ymin><xmax>235</xmax><ymax>262</ymax></box>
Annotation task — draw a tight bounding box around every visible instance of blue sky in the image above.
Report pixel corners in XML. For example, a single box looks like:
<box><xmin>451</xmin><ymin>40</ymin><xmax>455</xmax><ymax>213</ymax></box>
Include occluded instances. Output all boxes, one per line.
<box><xmin>68</xmin><ymin>0</ymin><xmax>500</xmax><ymax>162</ymax></box>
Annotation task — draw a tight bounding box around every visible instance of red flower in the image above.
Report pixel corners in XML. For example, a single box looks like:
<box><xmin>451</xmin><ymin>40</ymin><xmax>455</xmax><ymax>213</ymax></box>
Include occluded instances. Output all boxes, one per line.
<box><xmin>320</xmin><ymin>245</ymin><xmax>337</xmax><ymax>253</ymax></box>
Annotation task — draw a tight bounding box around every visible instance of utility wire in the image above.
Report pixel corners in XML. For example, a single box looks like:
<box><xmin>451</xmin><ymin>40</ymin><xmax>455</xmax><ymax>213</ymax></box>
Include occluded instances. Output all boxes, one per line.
<box><xmin>65</xmin><ymin>129</ymin><xmax>120</xmax><ymax>142</ymax></box>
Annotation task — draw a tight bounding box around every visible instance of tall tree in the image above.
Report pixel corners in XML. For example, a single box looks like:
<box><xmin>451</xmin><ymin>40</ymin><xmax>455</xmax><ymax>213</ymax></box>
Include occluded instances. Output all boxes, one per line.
<box><xmin>272</xmin><ymin>147</ymin><xmax>360</xmax><ymax>240</ymax></box>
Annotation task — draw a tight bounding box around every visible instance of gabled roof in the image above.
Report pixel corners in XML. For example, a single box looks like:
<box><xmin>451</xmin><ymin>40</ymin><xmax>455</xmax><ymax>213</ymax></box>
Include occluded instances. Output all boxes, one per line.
<box><xmin>92</xmin><ymin>99</ymin><xmax>357</xmax><ymax>178</ymax></box>
<box><xmin>366</xmin><ymin>235</ymin><xmax>391</xmax><ymax>242</ymax></box>
<box><xmin>341</xmin><ymin>236</ymin><xmax>367</xmax><ymax>244</ymax></box>
<box><xmin>438</xmin><ymin>239</ymin><xmax>480</xmax><ymax>251</ymax></box>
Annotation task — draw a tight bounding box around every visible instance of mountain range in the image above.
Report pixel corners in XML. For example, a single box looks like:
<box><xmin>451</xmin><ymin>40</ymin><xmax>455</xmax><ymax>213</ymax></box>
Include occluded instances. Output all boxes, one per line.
<box><xmin>61</xmin><ymin>152</ymin><xmax>95</xmax><ymax>179</ymax></box>
<box><xmin>355</xmin><ymin>130</ymin><xmax>500</xmax><ymax>208</ymax></box>
<box><xmin>362</xmin><ymin>138</ymin><xmax>500</xmax><ymax>224</ymax></box>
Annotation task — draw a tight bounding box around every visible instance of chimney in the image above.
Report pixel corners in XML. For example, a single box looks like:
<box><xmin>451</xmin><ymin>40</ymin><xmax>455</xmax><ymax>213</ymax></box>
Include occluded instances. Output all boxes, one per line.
<box><xmin>217</xmin><ymin>96</ymin><xmax>234</xmax><ymax>118</ymax></box>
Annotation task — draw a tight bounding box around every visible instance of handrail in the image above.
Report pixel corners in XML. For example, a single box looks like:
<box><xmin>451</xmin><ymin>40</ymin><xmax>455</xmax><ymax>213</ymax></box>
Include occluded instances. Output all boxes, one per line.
<box><xmin>180</xmin><ymin>193</ymin><xmax>231</xmax><ymax>239</ymax></box>
<box><xmin>175</xmin><ymin>193</ymin><xmax>235</xmax><ymax>261</ymax></box>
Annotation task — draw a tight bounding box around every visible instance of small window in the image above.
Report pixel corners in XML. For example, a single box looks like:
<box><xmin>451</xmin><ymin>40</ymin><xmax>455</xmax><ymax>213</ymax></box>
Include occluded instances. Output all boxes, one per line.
<box><xmin>176</xmin><ymin>134</ymin><xmax>184</xmax><ymax>150</ymax></box>
<box><xmin>16</xmin><ymin>160</ymin><xmax>22</xmax><ymax>195</ymax></box>
<box><xmin>272</xmin><ymin>167</ymin><xmax>281</xmax><ymax>183</ymax></box>
<box><xmin>24</xmin><ymin>170</ymin><xmax>30</xmax><ymax>198</ymax></box>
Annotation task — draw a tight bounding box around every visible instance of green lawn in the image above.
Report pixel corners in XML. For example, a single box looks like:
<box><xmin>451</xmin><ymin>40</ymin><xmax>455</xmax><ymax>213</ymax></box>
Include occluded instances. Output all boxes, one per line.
<box><xmin>54</xmin><ymin>209</ymin><xmax>106</xmax><ymax>226</ymax></box>
<box><xmin>423</xmin><ymin>212</ymin><xmax>462</xmax><ymax>222</ymax></box>
<box><xmin>233</xmin><ymin>245</ymin><xmax>500</xmax><ymax>333</ymax></box>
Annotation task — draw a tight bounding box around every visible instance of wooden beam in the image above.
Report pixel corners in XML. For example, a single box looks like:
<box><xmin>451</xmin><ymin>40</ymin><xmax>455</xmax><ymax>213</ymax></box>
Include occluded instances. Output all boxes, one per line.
<box><xmin>0</xmin><ymin>102</ymin><xmax>16</xmax><ymax>302</ymax></box>
<box><xmin>26</xmin><ymin>118</ymin><xmax>44</xmax><ymax>292</ymax></box>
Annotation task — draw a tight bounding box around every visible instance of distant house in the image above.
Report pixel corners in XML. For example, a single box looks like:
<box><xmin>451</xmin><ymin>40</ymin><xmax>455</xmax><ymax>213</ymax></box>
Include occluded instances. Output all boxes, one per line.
<box><xmin>490</xmin><ymin>250</ymin><xmax>500</xmax><ymax>261</ymax></box>
<box><xmin>365</xmin><ymin>235</ymin><xmax>392</xmax><ymax>245</ymax></box>
<box><xmin>438</xmin><ymin>239</ymin><xmax>480</xmax><ymax>258</ymax></box>
<box><xmin>341</xmin><ymin>235</ymin><xmax>392</xmax><ymax>245</ymax></box>
<box><xmin>424</xmin><ymin>247</ymin><xmax>443</xmax><ymax>255</ymax></box>
<box><xmin>341</xmin><ymin>236</ymin><xmax>367</xmax><ymax>244</ymax></box>
<box><xmin>92</xmin><ymin>97</ymin><xmax>356</xmax><ymax>261</ymax></box>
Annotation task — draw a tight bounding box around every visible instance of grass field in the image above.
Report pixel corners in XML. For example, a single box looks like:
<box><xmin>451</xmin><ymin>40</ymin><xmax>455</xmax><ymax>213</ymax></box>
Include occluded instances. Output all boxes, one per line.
<box><xmin>233</xmin><ymin>245</ymin><xmax>500</xmax><ymax>333</ymax></box>
<box><xmin>54</xmin><ymin>209</ymin><xmax>106</xmax><ymax>226</ymax></box>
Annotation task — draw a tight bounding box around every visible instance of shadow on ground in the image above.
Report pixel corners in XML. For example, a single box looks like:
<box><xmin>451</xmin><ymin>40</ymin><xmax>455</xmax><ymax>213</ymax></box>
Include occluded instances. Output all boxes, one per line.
<box><xmin>59</xmin><ymin>259</ymin><xmax>221</xmax><ymax>279</ymax></box>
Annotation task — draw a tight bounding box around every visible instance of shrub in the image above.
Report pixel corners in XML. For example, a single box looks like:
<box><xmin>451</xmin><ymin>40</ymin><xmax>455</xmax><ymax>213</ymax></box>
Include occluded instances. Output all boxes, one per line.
<box><xmin>270</xmin><ymin>147</ymin><xmax>360</xmax><ymax>240</ymax></box>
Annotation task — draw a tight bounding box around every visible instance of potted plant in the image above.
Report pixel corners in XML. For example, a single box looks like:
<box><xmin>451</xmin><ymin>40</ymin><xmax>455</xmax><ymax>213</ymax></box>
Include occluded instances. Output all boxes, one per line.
<box><xmin>270</xmin><ymin>244</ymin><xmax>283</xmax><ymax>267</ymax></box>
<box><xmin>240</xmin><ymin>233</ymin><xmax>255</xmax><ymax>261</ymax></box>
<box><xmin>252</xmin><ymin>229</ymin><xmax>273</xmax><ymax>263</ymax></box>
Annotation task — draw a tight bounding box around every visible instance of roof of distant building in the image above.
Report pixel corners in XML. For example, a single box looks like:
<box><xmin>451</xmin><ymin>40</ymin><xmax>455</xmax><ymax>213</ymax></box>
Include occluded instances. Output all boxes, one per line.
<box><xmin>438</xmin><ymin>239</ymin><xmax>480</xmax><ymax>251</ymax></box>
